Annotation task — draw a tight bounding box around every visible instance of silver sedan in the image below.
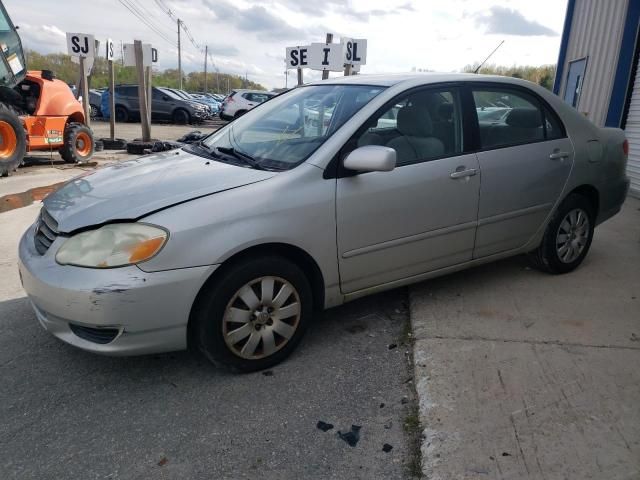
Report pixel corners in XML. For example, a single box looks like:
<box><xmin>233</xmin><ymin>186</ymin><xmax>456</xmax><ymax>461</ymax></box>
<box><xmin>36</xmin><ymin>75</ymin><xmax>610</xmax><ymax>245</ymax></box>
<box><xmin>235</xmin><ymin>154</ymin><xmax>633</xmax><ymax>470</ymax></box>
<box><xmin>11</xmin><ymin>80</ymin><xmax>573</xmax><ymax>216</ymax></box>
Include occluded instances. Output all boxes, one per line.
<box><xmin>18</xmin><ymin>74</ymin><xmax>630</xmax><ymax>371</ymax></box>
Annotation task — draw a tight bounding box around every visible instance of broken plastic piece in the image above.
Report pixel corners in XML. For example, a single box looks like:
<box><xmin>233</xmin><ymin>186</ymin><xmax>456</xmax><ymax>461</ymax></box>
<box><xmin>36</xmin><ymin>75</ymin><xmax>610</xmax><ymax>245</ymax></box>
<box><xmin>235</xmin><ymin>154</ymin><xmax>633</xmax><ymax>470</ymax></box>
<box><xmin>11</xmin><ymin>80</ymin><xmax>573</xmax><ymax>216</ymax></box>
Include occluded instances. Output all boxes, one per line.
<box><xmin>337</xmin><ymin>425</ymin><xmax>361</xmax><ymax>447</ymax></box>
<box><xmin>317</xmin><ymin>421</ymin><xmax>334</xmax><ymax>432</ymax></box>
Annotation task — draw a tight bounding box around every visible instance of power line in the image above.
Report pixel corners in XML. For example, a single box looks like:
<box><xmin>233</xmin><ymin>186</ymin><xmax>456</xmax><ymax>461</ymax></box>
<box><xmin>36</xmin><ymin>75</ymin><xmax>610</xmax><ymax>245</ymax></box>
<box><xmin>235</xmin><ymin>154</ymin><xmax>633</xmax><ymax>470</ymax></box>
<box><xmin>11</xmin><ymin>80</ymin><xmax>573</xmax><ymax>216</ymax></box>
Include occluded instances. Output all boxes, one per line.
<box><xmin>118</xmin><ymin>0</ymin><xmax>177</xmax><ymax>47</ymax></box>
<box><xmin>154</xmin><ymin>0</ymin><xmax>205</xmax><ymax>53</ymax></box>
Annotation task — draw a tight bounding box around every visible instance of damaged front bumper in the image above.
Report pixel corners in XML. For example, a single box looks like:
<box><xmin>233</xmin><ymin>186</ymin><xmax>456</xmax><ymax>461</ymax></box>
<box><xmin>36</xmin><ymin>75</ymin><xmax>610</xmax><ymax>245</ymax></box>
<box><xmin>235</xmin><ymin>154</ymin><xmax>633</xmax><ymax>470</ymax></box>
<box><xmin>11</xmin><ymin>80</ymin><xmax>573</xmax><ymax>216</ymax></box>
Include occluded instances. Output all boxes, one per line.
<box><xmin>18</xmin><ymin>226</ymin><xmax>217</xmax><ymax>356</ymax></box>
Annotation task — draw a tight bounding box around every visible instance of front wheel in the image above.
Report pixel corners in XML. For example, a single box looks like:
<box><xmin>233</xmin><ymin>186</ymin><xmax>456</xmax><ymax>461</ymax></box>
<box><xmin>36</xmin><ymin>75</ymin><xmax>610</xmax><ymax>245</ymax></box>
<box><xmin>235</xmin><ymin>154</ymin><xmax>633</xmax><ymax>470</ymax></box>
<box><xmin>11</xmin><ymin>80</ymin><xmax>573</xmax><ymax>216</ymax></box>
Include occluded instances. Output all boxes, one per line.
<box><xmin>172</xmin><ymin>109</ymin><xmax>190</xmax><ymax>125</ymax></box>
<box><xmin>0</xmin><ymin>106</ymin><xmax>27</xmax><ymax>176</ymax></box>
<box><xmin>59</xmin><ymin>123</ymin><xmax>94</xmax><ymax>164</ymax></box>
<box><xmin>193</xmin><ymin>256</ymin><xmax>312</xmax><ymax>372</ymax></box>
<box><xmin>528</xmin><ymin>193</ymin><xmax>595</xmax><ymax>274</ymax></box>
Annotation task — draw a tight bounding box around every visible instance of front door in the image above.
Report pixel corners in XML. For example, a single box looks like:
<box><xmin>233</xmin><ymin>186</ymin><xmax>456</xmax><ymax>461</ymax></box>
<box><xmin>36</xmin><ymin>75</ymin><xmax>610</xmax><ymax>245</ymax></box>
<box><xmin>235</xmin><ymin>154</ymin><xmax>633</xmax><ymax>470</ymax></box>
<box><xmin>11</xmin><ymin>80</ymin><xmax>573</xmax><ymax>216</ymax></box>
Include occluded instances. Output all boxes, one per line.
<box><xmin>336</xmin><ymin>86</ymin><xmax>480</xmax><ymax>294</ymax></box>
<box><xmin>470</xmin><ymin>85</ymin><xmax>574</xmax><ymax>258</ymax></box>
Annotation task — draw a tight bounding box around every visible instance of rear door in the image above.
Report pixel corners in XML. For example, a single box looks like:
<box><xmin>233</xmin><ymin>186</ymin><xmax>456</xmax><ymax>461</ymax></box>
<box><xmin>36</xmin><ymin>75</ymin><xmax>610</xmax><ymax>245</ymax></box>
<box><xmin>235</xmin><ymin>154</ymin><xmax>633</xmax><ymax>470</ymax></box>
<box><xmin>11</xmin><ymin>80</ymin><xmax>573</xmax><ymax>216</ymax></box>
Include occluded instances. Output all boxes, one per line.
<box><xmin>470</xmin><ymin>84</ymin><xmax>574</xmax><ymax>258</ymax></box>
<box><xmin>336</xmin><ymin>85</ymin><xmax>480</xmax><ymax>293</ymax></box>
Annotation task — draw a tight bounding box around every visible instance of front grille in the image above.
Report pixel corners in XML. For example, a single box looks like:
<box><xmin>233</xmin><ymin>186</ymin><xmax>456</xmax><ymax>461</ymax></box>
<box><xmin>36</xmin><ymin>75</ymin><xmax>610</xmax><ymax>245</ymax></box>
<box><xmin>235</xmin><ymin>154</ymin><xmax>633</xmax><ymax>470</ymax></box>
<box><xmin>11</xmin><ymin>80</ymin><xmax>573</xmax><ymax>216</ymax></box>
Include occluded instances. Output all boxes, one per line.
<box><xmin>69</xmin><ymin>324</ymin><xmax>120</xmax><ymax>344</ymax></box>
<box><xmin>34</xmin><ymin>208</ymin><xmax>59</xmax><ymax>255</ymax></box>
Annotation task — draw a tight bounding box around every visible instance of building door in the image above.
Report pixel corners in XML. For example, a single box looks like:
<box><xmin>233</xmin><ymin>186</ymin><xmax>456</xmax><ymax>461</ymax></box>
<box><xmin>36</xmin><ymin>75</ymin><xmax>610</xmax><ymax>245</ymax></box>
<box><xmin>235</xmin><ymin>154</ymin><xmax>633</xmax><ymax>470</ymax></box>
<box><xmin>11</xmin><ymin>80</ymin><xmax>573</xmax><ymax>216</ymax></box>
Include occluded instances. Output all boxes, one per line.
<box><xmin>563</xmin><ymin>58</ymin><xmax>587</xmax><ymax>108</ymax></box>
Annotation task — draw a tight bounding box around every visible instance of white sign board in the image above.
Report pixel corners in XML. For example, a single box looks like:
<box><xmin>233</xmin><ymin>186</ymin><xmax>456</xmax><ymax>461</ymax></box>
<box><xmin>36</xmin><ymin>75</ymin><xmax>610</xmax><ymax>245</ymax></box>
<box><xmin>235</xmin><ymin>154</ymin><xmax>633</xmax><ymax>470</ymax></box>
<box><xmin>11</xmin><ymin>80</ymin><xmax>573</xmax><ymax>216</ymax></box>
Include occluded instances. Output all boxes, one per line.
<box><xmin>342</xmin><ymin>38</ymin><xmax>367</xmax><ymax>66</ymax></box>
<box><xmin>307</xmin><ymin>42</ymin><xmax>344</xmax><ymax>72</ymax></box>
<box><xmin>123</xmin><ymin>43</ymin><xmax>158</xmax><ymax>67</ymax></box>
<box><xmin>105</xmin><ymin>38</ymin><xmax>115</xmax><ymax>61</ymax></box>
<box><xmin>285</xmin><ymin>45</ymin><xmax>311</xmax><ymax>70</ymax></box>
<box><xmin>66</xmin><ymin>33</ymin><xmax>96</xmax><ymax>58</ymax></box>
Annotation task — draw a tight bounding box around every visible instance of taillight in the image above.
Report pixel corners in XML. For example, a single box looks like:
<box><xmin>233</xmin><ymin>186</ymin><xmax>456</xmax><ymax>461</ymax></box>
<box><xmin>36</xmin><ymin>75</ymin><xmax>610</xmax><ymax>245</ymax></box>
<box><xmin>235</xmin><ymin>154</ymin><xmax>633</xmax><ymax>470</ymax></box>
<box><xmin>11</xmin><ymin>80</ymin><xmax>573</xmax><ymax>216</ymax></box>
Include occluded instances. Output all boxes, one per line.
<box><xmin>623</xmin><ymin>139</ymin><xmax>629</xmax><ymax>156</ymax></box>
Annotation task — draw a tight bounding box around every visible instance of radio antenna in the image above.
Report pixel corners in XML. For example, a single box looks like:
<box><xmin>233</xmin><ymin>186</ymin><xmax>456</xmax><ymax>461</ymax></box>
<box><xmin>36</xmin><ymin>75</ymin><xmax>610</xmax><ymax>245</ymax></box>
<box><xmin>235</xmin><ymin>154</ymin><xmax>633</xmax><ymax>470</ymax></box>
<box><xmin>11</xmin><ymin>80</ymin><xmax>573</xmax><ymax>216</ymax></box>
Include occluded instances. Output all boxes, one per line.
<box><xmin>474</xmin><ymin>40</ymin><xmax>505</xmax><ymax>74</ymax></box>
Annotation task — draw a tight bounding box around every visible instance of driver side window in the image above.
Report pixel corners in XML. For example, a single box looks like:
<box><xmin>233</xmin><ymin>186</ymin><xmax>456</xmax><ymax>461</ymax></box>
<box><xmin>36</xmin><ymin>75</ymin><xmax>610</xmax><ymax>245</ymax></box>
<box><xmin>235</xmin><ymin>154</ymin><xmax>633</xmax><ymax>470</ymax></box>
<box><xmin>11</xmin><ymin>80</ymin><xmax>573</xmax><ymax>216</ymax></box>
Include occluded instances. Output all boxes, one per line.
<box><xmin>356</xmin><ymin>89</ymin><xmax>463</xmax><ymax>167</ymax></box>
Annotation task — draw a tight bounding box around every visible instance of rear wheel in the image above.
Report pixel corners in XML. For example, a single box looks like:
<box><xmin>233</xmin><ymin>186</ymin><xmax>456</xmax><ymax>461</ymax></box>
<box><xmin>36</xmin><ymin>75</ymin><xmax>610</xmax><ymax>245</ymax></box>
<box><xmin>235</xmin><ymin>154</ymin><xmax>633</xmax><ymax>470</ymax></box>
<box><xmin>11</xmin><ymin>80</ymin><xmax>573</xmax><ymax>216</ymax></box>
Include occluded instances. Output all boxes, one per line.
<box><xmin>528</xmin><ymin>193</ymin><xmax>595</xmax><ymax>274</ymax></box>
<box><xmin>59</xmin><ymin>123</ymin><xmax>95</xmax><ymax>164</ymax></box>
<box><xmin>0</xmin><ymin>106</ymin><xmax>26</xmax><ymax>177</ymax></box>
<box><xmin>114</xmin><ymin>105</ymin><xmax>129</xmax><ymax>123</ymax></box>
<box><xmin>193</xmin><ymin>256</ymin><xmax>312</xmax><ymax>372</ymax></box>
<box><xmin>90</xmin><ymin>104</ymin><xmax>100</xmax><ymax>119</ymax></box>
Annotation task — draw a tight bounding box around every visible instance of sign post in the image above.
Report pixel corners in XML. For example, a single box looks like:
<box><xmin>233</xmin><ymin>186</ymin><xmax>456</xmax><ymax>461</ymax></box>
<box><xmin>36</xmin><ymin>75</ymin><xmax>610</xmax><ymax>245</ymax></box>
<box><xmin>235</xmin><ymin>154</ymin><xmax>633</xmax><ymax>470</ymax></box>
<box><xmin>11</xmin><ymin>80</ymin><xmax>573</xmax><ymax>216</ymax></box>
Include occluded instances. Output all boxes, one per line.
<box><xmin>106</xmin><ymin>38</ymin><xmax>116</xmax><ymax>139</ymax></box>
<box><xmin>342</xmin><ymin>38</ymin><xmax>367</xmax><ymax>76</ymax></box>
<box><xmin>123</xmin><ymin>42</ymin><xmax>157</xmax><ymax>142</ymax></box>
<box><xmin>134</xmin><ymin>40</ymin><xmax>151</xmax><ymax>141</ymax></box>
<box><xmin>66</xmin><ymin>32</ymin><xmax>95</xmax><ymax>127</ymax></box>
<box><xmin>321</xmin><ymin>33</ymin><xmax>333</xmax><ymax>80</ymax></box>
<box><xmin>286</xmin><ymin>45</ymin><xmax>309</xmax><ymax>86</ymax></box>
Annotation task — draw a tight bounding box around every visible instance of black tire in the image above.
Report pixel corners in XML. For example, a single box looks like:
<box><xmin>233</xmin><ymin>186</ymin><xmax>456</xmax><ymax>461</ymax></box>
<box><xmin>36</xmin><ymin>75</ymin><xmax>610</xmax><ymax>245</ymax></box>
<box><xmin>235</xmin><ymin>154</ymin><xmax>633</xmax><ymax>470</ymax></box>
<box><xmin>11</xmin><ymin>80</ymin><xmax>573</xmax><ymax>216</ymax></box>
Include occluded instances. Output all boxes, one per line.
<box><xmin>94</xmin><ymin>140</ymin><xmax>104</xmax><ymax>152</ymax></box>
<box><xmin>527</xmin><ymin>193</ymin><xmax>595</xmax><ymax>274</ymax></box>
<box><xmin>193</xmin><ymin>256</ymin><xmax>313</xmax><ymax>372</ymax></box>
<box><xmin>114</xmin><ymin>105</ymin><xmax>129</xmax><ymax>123</ymax></box>
<box><xmin>0</xmin><ymin>105</ymin><xmax>26</xmax><ymax>177</ymax></box>
<box><xmin>59</xmin><ymin>123</ymin><xmax>94</xmax><ymax>164</ymax></box>
<box><xmin>100</xmin><ymin>138</ymin><xmax>128</xmax><ymax>150</ymax></box>
<box><xmin>172</xmin><ymin>109</ymin><xmax>190</xmax><ymax>125</ymax></box>
<box><xmin>90</xmin><ymin>104</ymin><xmax>100</xmax><ymax>119</ymax></box>
<box><xmin>126</xmin><ymin>141</ymin><xmax>155</xmax><ymax>155</ymax></box>
<box><xmin>234</xmin><ymin>110</ymin><xmax>247</xmax><ymax>119</ymax></box>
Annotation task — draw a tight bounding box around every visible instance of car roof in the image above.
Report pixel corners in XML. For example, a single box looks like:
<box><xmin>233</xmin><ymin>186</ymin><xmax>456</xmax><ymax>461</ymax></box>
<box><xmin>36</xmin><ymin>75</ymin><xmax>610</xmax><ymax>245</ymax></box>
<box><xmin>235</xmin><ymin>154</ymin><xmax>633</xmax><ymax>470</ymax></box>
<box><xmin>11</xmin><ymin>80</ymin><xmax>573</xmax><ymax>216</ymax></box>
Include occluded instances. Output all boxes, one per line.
<box><xmin>306</xmin><ymin>72</ymin><xmax>540</xmax><ymax>89</ymax></box>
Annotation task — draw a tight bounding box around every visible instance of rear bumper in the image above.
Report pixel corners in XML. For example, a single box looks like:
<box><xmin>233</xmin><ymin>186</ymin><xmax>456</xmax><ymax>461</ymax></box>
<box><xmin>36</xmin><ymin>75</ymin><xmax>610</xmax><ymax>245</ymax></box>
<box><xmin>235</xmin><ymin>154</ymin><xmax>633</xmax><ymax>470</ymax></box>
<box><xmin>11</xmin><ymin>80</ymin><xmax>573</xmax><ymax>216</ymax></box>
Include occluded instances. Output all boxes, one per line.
<box><xmin>596</xmin><ymin>176</ymin><xmax>630</xmax><ymax>225</ymax></box>
<box><xmin>18</xmin><ymin>226</ymin><xmax>217</xmax><ymax>356</ymax></box>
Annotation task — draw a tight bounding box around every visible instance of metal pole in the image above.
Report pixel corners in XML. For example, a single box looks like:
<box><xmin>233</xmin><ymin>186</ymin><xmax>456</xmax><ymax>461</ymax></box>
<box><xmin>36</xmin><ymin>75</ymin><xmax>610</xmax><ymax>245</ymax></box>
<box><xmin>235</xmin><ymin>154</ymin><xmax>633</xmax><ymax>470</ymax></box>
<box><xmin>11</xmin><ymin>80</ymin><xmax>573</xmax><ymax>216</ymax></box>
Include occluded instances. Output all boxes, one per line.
<box><xmin>343</xmin><ymin>64</ymin><xmax>352</xmax><ymax>76</ymax></box>
<box><xmin>177</xmin><ymin>18</ymin><xmax>182</xmax><ymax>89</ymax></box>
<box><xmin>134</xmin><ymin>40</ymin><xmax>151</xmax><ymax>141</ymax></box>
<box><xmin>79</xmin><ymin>56</ymin><xmax>91</xmax><ymax>127</ymax></box>
<box><xmin>204</xmin><ymin>45</ymin><xmax>208</xmax><ymax>93</ymax></box>
<box><xmin>322</xmin><ymin>33</ymin><xmax>333</xmax><ymax>80</ymax></box>
<box><xmin>297</xmin><ymin>67</ymin><xmax>303</xmax><ymax>86</ymax></box>
<box><xmin>108</xmin><ymin>59</ymin><xmax>115</xmax><ymax>139</ymax></box>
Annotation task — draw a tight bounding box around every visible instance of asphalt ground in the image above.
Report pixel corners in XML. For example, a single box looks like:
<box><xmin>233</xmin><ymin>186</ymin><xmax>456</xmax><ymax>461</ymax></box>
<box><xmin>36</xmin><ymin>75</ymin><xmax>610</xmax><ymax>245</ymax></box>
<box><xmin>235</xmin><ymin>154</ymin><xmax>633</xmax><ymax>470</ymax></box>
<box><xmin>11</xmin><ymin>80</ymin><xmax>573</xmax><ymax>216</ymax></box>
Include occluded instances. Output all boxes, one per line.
<box><xmin>0</xmin><ymin>204</ymin><xmax>418</xmax><ymax>480</ymax></box>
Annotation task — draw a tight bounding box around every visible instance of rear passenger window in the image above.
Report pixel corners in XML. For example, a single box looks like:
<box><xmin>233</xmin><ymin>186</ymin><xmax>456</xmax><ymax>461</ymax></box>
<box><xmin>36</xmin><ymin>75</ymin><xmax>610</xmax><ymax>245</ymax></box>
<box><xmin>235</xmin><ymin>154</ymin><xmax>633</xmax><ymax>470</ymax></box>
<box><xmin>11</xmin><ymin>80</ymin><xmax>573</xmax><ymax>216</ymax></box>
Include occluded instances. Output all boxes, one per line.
<box><xmin>356</xmin><ymin>89</ymin><xmax>463</xmax><ymax>167</ymax></box>
<box><xmin>472</xmin><ymin>89</ymin><xmax>565</xmax><ymax>149</ymax></box>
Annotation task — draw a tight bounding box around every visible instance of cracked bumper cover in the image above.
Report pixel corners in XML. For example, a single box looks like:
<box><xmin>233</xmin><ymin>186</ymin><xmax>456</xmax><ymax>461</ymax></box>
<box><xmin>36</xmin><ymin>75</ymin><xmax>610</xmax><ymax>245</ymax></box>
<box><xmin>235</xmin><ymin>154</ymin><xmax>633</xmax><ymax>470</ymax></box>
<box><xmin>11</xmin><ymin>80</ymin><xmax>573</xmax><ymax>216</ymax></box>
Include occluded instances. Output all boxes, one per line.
<box><xmin>18</xmin><ymin>226</ymin><xmax>217</xmax><ymax>356</ymax></box>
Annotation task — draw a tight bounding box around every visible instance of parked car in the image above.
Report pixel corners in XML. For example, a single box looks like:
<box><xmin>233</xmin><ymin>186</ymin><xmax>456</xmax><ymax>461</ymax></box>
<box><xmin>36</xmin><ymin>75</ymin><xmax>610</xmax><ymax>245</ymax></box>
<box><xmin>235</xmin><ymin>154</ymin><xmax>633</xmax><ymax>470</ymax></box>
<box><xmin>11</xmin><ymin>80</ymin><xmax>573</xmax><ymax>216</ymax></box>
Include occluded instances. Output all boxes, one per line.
<box><xmin>89</xmin><ymin>89</ymin><xmax>103</xmax><ymax>118</ymax></box>
<box><xmin>18</xmin><ymin>74</ymin><xmax>629</xmax><ymax>372</ymax></box>
<box><xmin>112</xmin><ymin>85</ymin><xmax>209</xmax><ymax>124</ymax></box>
<box><xmin>190</xmin><ymin>93</ymin><xmax>221</xmax><ymax>115</ymax></box>
<box><xmin>219</xmin><ymin>89</ymin><xmax>276</xmax><ymax>120</ymax></box>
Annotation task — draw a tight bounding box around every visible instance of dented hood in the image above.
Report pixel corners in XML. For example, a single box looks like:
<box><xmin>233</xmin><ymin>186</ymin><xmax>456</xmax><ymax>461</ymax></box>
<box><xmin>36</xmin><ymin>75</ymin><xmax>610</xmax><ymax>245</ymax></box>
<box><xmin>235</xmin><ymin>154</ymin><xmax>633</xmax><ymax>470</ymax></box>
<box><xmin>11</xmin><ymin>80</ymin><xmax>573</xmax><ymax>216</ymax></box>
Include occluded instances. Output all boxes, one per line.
<box><xmin>44</xmin><ymin>148</ymin><xmax>276</xmax><ymax>233</ymax></box>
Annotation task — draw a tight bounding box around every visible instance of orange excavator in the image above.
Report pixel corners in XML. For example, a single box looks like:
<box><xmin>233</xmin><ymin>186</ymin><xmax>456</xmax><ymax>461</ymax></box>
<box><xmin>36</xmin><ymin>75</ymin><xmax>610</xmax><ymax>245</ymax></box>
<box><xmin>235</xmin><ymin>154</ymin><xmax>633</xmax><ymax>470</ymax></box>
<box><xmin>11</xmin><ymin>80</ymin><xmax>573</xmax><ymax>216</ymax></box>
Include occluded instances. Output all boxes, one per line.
<box><xmin>0</xmin><ymin>1</ymin><xmax>94</xmax><ymax>176</ymax></box>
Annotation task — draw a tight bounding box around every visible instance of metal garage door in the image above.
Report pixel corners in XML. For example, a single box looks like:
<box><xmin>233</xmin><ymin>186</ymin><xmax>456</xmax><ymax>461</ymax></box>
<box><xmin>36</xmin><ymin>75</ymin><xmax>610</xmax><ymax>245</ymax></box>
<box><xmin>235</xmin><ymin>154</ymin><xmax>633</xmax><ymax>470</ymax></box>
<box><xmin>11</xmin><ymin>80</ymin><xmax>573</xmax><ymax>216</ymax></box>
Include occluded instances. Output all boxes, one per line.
<box><xmin>624</xmin><ymin>58</ymin><xmax>640</xmax><ymax>197</ymax></box>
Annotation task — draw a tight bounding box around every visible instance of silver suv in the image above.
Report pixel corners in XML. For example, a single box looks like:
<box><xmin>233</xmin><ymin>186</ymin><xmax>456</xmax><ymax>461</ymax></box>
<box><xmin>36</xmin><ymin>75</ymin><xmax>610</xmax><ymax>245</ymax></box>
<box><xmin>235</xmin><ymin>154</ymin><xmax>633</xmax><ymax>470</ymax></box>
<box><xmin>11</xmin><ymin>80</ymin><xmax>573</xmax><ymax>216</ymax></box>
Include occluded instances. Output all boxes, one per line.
<box><xmin>220</xmin><ymin>89</ymin><xmax>275</xmax><ymax>120</ymax></box>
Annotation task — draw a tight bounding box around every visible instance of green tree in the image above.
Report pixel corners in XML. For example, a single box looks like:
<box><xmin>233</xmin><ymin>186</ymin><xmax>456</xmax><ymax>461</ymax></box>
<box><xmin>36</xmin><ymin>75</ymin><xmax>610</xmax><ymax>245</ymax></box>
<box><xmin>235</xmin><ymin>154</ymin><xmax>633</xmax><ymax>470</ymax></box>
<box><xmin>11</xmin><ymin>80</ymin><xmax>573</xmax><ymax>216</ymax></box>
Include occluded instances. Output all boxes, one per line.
<box><xmin>23</xmin><ymin>49</ymin><xmax>267</xmax><ymax>93</ymax></box>
<box><xmin>462</xmin><ymin>63</ymin><xmax>557</xmax><ymax>90</ymax></box>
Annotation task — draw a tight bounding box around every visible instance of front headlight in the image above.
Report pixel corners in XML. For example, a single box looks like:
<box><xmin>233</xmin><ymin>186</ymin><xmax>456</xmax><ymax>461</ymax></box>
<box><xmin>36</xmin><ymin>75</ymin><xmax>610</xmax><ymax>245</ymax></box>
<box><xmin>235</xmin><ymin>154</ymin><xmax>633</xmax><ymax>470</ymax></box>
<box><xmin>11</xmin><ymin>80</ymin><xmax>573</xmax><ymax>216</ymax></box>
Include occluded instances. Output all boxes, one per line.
<box><xmin>56</xmin><ymin>223</ymin><xmax>168</xmax><ymax>268</ymax></box>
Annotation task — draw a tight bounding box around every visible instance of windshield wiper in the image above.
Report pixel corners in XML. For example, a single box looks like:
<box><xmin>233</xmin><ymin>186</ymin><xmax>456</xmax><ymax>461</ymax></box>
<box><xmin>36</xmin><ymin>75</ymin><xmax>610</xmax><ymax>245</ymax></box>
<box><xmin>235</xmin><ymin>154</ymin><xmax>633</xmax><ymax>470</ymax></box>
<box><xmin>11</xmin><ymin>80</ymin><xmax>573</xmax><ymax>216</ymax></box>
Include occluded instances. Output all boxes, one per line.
<box><xmin>215</xmin><ymin>146</ymin><xmax>266</xmax><ymax>170</ymax></box>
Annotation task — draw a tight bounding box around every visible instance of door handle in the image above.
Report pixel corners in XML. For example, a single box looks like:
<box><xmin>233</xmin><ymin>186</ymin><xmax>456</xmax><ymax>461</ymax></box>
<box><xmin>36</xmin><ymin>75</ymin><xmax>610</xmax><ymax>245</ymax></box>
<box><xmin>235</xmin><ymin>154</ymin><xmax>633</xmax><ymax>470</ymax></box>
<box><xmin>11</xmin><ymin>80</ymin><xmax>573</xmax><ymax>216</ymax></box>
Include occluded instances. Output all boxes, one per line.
<box><xmin>549</xmin><ymin>151</ymin><xmax>570</xmax><ymax>160</ymax></box>
<box><xmin>450</xmin><ymin>168</ymin><xmax>477</xmax><ymax>179</ymax></box>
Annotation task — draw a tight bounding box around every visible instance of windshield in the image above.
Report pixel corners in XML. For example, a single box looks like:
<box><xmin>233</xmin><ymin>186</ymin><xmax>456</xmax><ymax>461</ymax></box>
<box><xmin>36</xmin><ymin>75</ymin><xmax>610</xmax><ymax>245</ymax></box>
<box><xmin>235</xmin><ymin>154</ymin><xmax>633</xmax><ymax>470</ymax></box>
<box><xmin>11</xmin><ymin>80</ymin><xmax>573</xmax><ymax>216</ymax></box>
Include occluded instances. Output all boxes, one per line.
<box><xmin>158</xmin><ymin>88</ymin><xmax>181</xmax><ymax>100</ymax></box>
<box><xmin>202</xmin><ymin>84</ymin><xmax>385</xmax><ymax>170</ymax></box>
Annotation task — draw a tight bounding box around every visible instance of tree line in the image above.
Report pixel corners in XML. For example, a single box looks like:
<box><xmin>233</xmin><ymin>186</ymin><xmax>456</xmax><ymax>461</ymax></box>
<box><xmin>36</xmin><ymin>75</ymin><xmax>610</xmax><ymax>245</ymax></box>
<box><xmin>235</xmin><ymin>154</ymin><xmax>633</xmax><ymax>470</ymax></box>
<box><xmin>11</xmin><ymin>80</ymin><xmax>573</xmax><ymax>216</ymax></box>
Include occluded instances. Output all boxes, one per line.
<box><xmin>23</xmin><ymin>49</ymin><xmax>267</xmax><ymax>93</ymax></box>
<box><xmin>462</xmin><ymin>63</ymin><xmax>556</xmax><ymax>90</ymax></box>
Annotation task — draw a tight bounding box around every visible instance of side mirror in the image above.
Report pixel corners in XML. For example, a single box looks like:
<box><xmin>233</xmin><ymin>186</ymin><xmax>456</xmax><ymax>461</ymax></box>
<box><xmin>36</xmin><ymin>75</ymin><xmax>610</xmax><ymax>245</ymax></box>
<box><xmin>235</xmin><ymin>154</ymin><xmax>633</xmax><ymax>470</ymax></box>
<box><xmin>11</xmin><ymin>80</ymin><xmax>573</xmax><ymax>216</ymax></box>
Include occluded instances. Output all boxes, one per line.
<box><xmin>162</xmin><ymin>95</ymin><xmax>170</xmax><ymax>101</ymax></box>
<box><xmin>343</xmin><ymin>145</ymin><xmax>396</xmax><ymax>173</ymax></box>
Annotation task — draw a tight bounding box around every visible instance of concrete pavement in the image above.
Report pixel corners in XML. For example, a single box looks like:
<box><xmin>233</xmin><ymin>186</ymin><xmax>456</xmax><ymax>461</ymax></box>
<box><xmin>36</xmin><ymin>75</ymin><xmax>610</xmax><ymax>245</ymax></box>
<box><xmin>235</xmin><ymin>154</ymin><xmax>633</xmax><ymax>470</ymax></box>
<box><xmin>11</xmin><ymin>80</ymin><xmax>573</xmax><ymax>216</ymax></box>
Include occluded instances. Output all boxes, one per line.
<box><xmin>411</xmin><ymin>198</ymin><xmax>640</xmax><ymax>479</ymax></box>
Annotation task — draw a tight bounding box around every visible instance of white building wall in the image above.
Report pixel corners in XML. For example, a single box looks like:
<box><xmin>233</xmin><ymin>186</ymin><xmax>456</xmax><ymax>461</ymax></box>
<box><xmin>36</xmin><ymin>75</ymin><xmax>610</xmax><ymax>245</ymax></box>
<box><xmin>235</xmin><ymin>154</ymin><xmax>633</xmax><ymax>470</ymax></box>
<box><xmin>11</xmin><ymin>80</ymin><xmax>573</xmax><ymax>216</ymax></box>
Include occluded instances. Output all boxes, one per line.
<box><xmin>561</xmin><ymin>0</ymin><xmax>628</xmax><ymax>126</ymax></box>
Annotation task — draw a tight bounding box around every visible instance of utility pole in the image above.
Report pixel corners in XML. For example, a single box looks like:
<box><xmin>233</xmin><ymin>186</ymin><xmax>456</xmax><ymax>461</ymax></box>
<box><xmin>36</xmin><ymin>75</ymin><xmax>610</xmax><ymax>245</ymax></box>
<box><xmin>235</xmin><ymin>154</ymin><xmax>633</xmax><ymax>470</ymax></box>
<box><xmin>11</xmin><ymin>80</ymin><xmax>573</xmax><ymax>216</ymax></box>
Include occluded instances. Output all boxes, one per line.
<box><xmin>204</xmin><ymin>45</ymin><xmax>208</xmax><ymax>93</ymax></box>
<box><xmin>177</xmin><ymin>18</ymin><xmax>182</xmax><ymax>89</ymax></box>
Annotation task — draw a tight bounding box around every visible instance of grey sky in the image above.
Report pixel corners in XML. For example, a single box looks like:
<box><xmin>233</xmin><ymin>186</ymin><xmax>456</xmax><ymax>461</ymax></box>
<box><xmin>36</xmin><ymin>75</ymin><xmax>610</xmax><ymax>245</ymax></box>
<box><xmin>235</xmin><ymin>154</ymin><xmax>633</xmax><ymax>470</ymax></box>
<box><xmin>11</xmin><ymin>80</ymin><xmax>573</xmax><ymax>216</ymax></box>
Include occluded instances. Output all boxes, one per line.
<box><xmin>5</xmin><ymin>0</ymin><xmax>567</xmax><ymax>89</ymax></box>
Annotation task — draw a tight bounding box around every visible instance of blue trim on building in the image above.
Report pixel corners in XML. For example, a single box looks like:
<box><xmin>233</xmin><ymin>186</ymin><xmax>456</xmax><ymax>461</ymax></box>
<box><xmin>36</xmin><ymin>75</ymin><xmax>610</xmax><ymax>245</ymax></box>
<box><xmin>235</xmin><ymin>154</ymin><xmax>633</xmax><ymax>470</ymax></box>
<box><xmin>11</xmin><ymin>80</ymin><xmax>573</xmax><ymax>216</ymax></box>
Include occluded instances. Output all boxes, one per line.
<box><xmin>605</xmin><ymin>0</ymin><xmax>640</xmax><ymax>127</ymax></box>
<box><xmin>554</xmin><ymin>0</ymin><xmax>577</xmax><ymax>95</ymax></box>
